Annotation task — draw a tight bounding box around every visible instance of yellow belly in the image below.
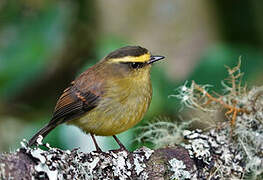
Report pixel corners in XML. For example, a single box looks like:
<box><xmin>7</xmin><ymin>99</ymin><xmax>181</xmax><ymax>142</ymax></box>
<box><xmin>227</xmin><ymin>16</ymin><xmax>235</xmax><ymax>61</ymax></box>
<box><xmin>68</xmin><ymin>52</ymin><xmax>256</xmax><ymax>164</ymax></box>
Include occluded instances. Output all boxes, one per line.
<box><xmin>69</xmin><ymin>76</ymin><xmax>152</xmax><ymax>136</ymax></box>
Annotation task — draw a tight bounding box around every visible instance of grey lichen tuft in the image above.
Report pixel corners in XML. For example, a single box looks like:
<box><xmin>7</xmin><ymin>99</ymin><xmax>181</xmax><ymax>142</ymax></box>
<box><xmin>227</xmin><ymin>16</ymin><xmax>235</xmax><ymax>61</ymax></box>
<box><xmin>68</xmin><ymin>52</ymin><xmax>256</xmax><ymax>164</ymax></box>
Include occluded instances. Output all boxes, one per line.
<box><xmin>183</xmin><ymin>129</ymin><xmax>244</xmax><ymax>179</ymax></box>
<box><xmin>133</xmin><ymin>147</ymin><xmax>154</xmax><ymax>179</ymax></box>
<box><xmin>0</xmin><ymin>163</ymin><xmax>6</xmax><ymax>180</ymax></box>
<box><xmin>234</xmin><ymin>86</ymin><xmax>263</xmax><ymax>179</ymax></box>
<box><xmin>169</xmin><ymin>158</ymin><xmax>191</xmax><ymax>180</ymax></box>
<box><xmin>136</xmin><ymin>117</ymin><xmax>192</xmax><ymax>148</ymax></box>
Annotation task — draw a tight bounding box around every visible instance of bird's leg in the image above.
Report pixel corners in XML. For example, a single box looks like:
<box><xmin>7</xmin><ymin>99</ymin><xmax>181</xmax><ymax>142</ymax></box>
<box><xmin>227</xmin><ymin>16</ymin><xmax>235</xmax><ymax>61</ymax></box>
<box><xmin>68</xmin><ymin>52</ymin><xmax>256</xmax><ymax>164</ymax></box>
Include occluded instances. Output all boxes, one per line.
<box><xmin>113</xmin><ymin>135</ymin><xmax>128</xmax><ymax>151</ymax></box>
<box><xmin>90</xmin><ymin>133</ymin><xmax>102</xmax><ymax>152</ymax></box>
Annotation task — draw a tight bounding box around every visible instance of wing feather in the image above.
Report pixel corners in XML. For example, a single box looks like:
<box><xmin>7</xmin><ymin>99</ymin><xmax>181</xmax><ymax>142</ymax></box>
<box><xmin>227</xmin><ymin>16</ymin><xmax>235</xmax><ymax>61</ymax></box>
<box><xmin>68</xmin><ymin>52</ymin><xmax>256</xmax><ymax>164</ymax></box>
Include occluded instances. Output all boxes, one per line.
<box><xmin>29</xmin><ymin>66</ymin><xmax>105</xmax><ymax>146</ymax></box>
<box><xmin>49</xmin><ymin>82</ymin><xmax>101</xmax><ymax>125</ymax></box>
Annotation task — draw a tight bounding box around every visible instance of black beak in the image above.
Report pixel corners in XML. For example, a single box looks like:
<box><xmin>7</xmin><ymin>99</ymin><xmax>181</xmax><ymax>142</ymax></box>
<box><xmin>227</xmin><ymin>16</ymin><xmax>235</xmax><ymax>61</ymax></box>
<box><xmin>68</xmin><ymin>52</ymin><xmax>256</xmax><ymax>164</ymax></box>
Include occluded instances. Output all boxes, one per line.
<box><xmin>148</xmin><ymin>55</ymin><xmax>165</xmax><ymax>64</ymax></box>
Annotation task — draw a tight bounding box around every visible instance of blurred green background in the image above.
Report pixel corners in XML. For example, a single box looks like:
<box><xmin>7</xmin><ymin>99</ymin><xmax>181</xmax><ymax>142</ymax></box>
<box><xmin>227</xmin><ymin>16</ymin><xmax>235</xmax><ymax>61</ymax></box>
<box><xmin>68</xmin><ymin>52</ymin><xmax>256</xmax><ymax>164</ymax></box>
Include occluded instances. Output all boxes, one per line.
<box><xmin>0</xmin><ymin>0</ymin><xmax>263</xmax><ymax>152</ymax></box>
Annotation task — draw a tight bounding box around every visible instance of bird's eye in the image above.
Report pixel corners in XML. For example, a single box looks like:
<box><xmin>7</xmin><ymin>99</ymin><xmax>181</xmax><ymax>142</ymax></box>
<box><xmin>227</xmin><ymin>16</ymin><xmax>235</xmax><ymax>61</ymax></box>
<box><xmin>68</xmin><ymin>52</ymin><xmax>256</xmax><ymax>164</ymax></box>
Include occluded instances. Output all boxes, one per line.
<box><xmin>130</xmin><ymin>62</ymin><xmax>143</xmax><ymax>69</ymax></box>
<box><xmin>121</xmin><ymin>62</ymin><xmax>145</xmax><ymax>69</ymax></box>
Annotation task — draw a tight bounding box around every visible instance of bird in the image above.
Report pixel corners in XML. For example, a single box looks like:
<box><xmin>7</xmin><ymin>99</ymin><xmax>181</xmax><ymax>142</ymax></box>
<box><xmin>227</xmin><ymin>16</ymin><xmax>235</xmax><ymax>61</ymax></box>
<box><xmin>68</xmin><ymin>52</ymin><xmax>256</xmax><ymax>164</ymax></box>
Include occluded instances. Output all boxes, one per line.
<box><xmin>28</xmin><ymin>45</ymin><xmax>165</xmax><ymax>151</ymax></box>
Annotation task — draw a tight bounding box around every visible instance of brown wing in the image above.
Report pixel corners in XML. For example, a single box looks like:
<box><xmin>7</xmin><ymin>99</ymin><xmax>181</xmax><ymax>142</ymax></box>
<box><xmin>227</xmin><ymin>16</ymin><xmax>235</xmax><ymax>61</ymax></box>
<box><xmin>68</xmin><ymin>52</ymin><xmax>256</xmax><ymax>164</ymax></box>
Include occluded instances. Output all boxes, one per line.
<box><xmin>28</xmin><ymin>67</ymin><xmax>104</xmax><ymax>146</ymax></box>
<box><xmin>50</xmin><ymin>68</ymin><xmax>105</xmax><ymax>125</ymax></box>
<box><xmin>49</xmin><ymin>86</ymin><xmax>99</xmax><ymax>125</ymax></box>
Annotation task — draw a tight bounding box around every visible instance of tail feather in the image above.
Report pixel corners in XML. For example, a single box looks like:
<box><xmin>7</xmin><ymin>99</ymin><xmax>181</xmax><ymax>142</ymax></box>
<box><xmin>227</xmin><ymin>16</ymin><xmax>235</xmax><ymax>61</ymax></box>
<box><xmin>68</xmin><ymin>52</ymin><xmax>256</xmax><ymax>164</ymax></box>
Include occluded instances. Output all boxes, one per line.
<box><xmin>28</xmin><ymin>123</ymin><xmax>56</xmax><ymax>146</ymax></box>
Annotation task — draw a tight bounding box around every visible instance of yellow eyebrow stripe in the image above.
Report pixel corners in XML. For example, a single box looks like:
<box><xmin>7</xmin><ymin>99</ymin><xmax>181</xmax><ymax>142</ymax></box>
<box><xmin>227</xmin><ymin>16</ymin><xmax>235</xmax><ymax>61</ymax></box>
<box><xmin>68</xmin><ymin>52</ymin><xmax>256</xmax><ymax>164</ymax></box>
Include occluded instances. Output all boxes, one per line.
<box><xmin>110</xmin><ymin>53</ymin><xmax>151</xmax><ymax>63</ymax></box>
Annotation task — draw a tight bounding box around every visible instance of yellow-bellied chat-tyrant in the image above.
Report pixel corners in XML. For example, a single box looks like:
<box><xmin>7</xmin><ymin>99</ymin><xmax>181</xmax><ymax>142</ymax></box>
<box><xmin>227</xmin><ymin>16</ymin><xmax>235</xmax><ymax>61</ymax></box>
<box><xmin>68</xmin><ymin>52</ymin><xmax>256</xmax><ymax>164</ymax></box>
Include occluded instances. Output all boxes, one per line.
<box><xmin>28</xmin><ymin>46</ymin><xmax>165</xmax><ymax>151</ymax></box>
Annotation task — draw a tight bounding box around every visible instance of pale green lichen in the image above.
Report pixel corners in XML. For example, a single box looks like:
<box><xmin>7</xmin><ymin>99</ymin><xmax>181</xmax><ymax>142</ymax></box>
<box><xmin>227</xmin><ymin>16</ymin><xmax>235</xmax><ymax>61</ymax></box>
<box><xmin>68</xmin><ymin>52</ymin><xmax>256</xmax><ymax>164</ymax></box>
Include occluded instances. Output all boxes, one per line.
<box><xmin>169</xmin><ymin>158</ymin><xmax>191</xmax><ymax>180</ymax></box>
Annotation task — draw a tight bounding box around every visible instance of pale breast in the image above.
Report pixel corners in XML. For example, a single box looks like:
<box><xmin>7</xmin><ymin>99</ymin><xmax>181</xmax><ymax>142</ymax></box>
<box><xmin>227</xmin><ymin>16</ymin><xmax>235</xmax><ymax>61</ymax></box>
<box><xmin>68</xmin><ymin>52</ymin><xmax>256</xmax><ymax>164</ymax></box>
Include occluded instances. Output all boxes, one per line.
<box><xmin>72</xmin><ymin>73</ymin><xmax>152</xmax><ymax>136</ymax></box>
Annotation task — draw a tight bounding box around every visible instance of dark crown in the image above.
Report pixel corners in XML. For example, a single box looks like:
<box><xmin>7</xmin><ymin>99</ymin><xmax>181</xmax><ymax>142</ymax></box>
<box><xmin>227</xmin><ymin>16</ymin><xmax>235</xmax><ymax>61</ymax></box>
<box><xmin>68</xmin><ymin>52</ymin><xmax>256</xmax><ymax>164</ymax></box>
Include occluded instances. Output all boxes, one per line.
<box><xmin>106</xmin><ymin>46</ymin><xmax>149</xmax><ymax>59</ymax></box>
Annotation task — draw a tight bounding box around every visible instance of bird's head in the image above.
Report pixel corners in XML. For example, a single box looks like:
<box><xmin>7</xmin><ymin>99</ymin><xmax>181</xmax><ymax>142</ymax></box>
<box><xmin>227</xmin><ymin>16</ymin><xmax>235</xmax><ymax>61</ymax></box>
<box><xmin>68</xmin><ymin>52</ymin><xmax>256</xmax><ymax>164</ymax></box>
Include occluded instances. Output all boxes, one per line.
<box><xmin>101</xmin><ymin>46</ymin><xmax>165</xmax><ymax>81</ymax></box>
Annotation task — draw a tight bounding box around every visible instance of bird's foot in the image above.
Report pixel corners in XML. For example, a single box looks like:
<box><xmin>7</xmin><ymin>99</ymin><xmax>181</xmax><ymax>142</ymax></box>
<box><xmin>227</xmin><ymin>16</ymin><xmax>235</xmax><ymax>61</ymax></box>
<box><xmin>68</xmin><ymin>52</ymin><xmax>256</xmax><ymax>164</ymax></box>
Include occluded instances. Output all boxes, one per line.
<box><xmin>90</xmin><ymin>133</ymin><xmax>103</xmax><ymax>152</ymax></box>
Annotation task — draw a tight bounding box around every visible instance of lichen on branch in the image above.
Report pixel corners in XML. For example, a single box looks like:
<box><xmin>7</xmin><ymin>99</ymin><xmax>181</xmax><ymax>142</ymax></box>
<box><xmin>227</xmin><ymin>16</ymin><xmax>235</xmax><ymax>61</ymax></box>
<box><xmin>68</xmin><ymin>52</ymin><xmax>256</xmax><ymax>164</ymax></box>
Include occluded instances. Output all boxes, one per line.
<box><xmin>138</xmin><ymin>60</ymin><xmax>263</xmax><ymax>179</ymax></box>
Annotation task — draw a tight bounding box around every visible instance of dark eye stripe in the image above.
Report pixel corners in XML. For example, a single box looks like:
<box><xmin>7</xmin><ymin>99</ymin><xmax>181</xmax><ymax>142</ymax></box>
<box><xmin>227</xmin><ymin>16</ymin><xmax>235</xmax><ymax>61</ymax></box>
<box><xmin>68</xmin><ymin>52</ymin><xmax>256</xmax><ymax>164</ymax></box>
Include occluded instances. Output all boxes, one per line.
<box><xmin>121</xmin><ymin>62</ymin><xmax>146</xmax><ymax>69</ymax></box>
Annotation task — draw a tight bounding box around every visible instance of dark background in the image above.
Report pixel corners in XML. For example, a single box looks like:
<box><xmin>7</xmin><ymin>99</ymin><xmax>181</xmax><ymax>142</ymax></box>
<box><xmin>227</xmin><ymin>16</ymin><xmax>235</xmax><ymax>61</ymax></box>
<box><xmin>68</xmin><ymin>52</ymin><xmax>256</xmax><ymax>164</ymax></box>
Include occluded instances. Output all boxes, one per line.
<box><xmin>0</xmin><ymin>0</ymin><xmax>262</xmax><ymax>152</ymax></box>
